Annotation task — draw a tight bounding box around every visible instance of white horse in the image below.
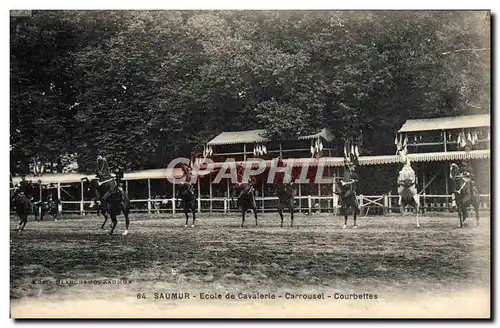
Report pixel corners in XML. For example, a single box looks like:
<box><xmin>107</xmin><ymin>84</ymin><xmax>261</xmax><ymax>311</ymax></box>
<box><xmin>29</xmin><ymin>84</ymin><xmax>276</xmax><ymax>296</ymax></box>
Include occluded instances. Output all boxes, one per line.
<box><xmin>397</xmin><ymin>147</ymin><xmax>420</xmax><ymax>227</ymax></box>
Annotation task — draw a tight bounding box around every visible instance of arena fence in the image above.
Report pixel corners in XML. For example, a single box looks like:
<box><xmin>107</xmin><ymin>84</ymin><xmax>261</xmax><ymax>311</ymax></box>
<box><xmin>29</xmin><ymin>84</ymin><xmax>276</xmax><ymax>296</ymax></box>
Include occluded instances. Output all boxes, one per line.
<box><xmin>11</xmin><ymin>194</ymin><xmax>490</xmax><ymax>217</ymax></box>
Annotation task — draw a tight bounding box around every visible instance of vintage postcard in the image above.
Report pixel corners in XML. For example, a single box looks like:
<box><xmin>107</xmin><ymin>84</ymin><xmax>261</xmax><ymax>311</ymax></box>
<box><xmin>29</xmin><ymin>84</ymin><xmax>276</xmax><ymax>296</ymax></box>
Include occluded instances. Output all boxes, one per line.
<box><xmin>9</xmin><ymin>9</ymin><xmax>491</xmax><ymax>319</ymax></box>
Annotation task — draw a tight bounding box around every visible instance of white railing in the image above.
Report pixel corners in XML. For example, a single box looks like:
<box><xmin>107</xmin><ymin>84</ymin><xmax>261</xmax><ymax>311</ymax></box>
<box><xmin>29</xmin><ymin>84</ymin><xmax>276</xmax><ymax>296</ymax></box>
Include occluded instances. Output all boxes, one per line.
<box><xmin>11</xmin><ymin>194</ymin><xmax>490</xmax><ymax>216</ymax></box>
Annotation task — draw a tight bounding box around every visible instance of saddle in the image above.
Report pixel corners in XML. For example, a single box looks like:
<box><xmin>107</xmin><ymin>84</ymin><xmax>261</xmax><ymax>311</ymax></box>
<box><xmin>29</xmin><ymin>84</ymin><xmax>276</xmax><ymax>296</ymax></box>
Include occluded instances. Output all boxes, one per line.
<box><xmin>398</xmin><ymin>178</ymin><xmax>415</xmax><ymax>188</ymax></box>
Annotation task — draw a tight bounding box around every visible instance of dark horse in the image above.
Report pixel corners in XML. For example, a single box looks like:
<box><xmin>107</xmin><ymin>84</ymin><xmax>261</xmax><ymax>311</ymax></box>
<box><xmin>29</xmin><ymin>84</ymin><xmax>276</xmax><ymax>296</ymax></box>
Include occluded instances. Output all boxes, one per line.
<box><xmin>449</xmin><ymin>163</ymin><xmax>480</xmax><ymax>228</ymax></box>
<box><xmin>336</xmin><ymin>162</ymin><xmax>360</xmax><ymax>228</ymax></box>
<box><xmin>232</xmin><ymin>181</ymin><xmax>258</xmax><ymax>228</ymax></box>
<box><xmin>82</xmin><ymin>176</ymin><xmax>130</xmax><ymax>235</ymax></box>
<box><xmin>176</xmin><ymin>183</ymin><xmax>197</xmax><ymax>227</ymax></box>
<box><xmin>12</xmin><ymin>179</ymin><xmax>38</xmax><ymax>231</ymax></box>
<box><xmin>81</xmin><ymin>156</ymin><xmax>130</xmax><ymax>235</ymax></box>
<box><xmin>13</xmin><ymin>191</ymin><xmax>35</xmax><ymax>231</ymax></box>
<box><xmin>91</xmin><ymin>198</ymin><xmax>110</xmax><ymax>229</ymax></box>
<box><xmin>38</xmin><ymin>196</ymin><xmax>61</xmax><ymax>222</ymax></box>
<box><xmin>274</xmin><ymin>180</ymin><xmax>295</xmax><ymax>228</ymax></box>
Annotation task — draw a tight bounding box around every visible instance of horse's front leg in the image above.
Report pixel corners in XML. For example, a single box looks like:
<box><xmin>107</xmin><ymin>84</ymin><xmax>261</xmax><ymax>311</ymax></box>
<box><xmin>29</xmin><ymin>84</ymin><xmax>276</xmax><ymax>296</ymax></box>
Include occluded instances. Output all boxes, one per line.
<box><xmin>17</xmin><ymin>215</ymin><xmax>24</xmax><ymax>231</ymax></box>
<box><xmin>399</xmin><ymin>197</ymin><xmax>405</xmax><ymax>217</ymax></box>
<box><xmin>191</xmin><ymin>208</ymin><xmax>196</xmax><ymax>228</ymax></box>
<box><xmin>240</xmin><ymin>209</ymin><xmax>246</xmax><ymax>228</ymax></box>
<box><xmin>343</xmin><ymin>208</ymin><xmax>348</xmax><ymax>229</ymax></box>
<box><xmin>122</xmin><ymin>204</ymin><xmax>130</xmax><ymax>236</ymax></box>
<box><xmin>353</xmin><ymin>206</ymin><xmax>358</xmax><ymax>228</ymax></box>
<box><xmin>289</xmin><ymin>202</ymin><xmax>294</xmax><ymax>228</ymax></box>
<box><xmin>21</xmin><ymin>215</ymin><xmax>28</xmax><ymax>230</ymax></box>
<box><xmin>108</xmin><ymin>209</ymin><xmax>118</xmax><ymax>235</ymax></box>
<box><xmin>458</xmin><ymin>205</ymin><xmax>464</xmax><ymax>228</ymax></box>
<box><xmin>253</xmin><ymin>203</ymin><xmax>258</xmax><ymax>227</ymax></box>
<box><xmin>278</xmin><ymin>208</ymin><xmax>284</xmax><ymax>228</ymax></box>
<box><xmin>415</xmin><ymin>203</ymin><xmax>420</xmax><ymax>228</ymax></box>
<box><xmin>101</xmin><ymin>211</ymin><xmax>109</xmax><ymax>229</ymax></box>
<box><xmin>184</xmin><ymin>210</ymin><xmax>189</xmax><ymax>227</ymax></box>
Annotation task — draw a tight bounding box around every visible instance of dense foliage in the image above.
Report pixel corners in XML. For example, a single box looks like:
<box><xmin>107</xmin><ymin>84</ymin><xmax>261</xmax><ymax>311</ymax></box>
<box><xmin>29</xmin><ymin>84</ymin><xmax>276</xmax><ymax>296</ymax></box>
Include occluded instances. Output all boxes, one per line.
<box><xmin>10</xmin><ymin>10</ymin><xmax>490</xmax><ymax>175</ymax></box>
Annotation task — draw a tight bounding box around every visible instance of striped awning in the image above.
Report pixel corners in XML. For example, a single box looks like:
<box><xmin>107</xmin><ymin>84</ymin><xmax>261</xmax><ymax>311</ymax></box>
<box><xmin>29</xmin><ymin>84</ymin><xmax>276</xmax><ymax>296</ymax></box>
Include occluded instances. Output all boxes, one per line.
<box><xmin>196</xmin><ymin>150</ymin><xmax>490</xmax><ymax>169</ymax></box>
<box><xmin>398</xmin><ymin>114</ymin><xmax>490</xmax><ymax>133</ymax></box>
<box><xmin>12</xmin><ymin>150</ymin><xmax>489</xmax><ymax>184</ymax></box>
<box><xmin>357</xmin><ymin>149</ymin><xmax>490</xmax><ymax>165</ymax></box>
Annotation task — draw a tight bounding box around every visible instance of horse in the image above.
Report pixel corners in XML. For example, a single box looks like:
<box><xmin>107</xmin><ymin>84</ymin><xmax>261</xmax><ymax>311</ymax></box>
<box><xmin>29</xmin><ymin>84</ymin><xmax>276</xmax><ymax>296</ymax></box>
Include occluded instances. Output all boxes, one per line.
<box><xmin>231</xmin><ymin>181</ymin><xmax>258</xmax><ymax>228</ymax></box>
<box><xmin>82</xmin><ymin>176</ymin><xmax>130</xmax><ymax>235</ymax></box>
<box><xmin>92</xmin><ymin>199</ymin><xmax>111</xmax><ymax>229</ymax></box>
<box><xmin>449</xmin><ymin>163</ymin><xmax>480</xmax><ymax>228</ymax></box>
<box><xmin>176</xmin><ymin>183</ymin><xmax>197</xmax><ymax>227</ymax></box>
<box><xmin>81</xmin><ymin>156</ymin><xmax>130</xmax><ymax>235</ymax></box>
<box><xmin>336</xmin><ymin>162</ymin><xmax>360</xmax><ymax>228</ymax></box>
<box><xmin>274</xmin><ymin>180</ymin><xmax>295</xmax><ymax>228</ymax></box>
<box><xmin>12</xmin><ymin>179</ymin><xmax>40</xmax><ymax>230</ymax></box>
<box><xmin>396</xmin><ymin>147</ymin><xmax>421</xmax><ymax>227</ymax></box>
<box><xmin>13</xmin><ymin>191</ymin><xmax>35</xmax><ymax>231</ymax></box>
<box><xmin>38</xmin><ymin>196</ymin><xmax>61</xmax><ymax>222</ymax></box>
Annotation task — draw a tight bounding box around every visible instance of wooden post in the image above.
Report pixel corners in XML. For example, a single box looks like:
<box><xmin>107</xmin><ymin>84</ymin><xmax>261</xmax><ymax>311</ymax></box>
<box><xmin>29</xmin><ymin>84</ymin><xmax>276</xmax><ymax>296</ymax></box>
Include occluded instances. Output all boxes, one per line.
<box><xmin>359</xmin><ymin>194</ymin><xmax>364</xmax><ymax>214</ymax></box>
<box><xmin>261</xmin><ymin>181</ymin><xmax>265</xmax><ymax>214</ymax></box>
<box><xmin>197</xmin><ymin>178</ymin><xmax>201</xmax><ymax>213</ymax></box>
<box><xmin>298</xmin><ymin>183</ymin><xmax>302</xmax><ymax>213</ymax></box>
<box><xmin>317</xmin><ymin>183</ymin><xmax>321</xmax><ymax>212</ymax></box>
<box><xmin>388</xmin><ymin>191</ymin><xmax>392</xmax><ymax>213</ymax></box>
<box><xmin>57</xmin><ymin>182</ymin><xmax>62</xmax><ymax>213</ymax></box>
<box><xmin>80</xmin><ymin>181</ymin><xmax>84</xmax><ymax>215</ymax></box>
<box><xmin>383</xmin><ymin>194</ymin><xmax>388</xmax><ymax>215</ymax></box>
<box><xmin>226</xmin><ymin>179</ymin><xmax>230</xmax><ymax>213</ymax></box>
<box><xmin>38</xmin><ymin>180</ymin><xmax>43</xmax><ymax>218</ymax></box>
<box><xmin>279</xmin><ymin>142</ymin><xmax>283</xmax><ymax>158</ymax></box>
<box><xmin>209</xmin><ymin>174</ymin><xmax>213</xmax><ymax>212</ymax></box>
<box><xmin>243</xmin><ymin>144</ymin><xmax>247</xmax><ymax>161</ymax></box>
<box><xmin>172</xmin><ymin>182</ymin><xmax>176</xmax><ymax>215</ymax></box>
<box><xmin>445</xmin><ymin>165</ymin><xmax>449</xmax><ymax>209</ymax></box>
<box><xmin>125</xmin><ymin>180</ymin><xmax>129</xmax><ymax>193</ymax></box>
<box><xmin>332</xmin><ymin>167</ymin><xmax>335</xmax><ymax>214</ymax></box>
<box><xmin>147</xmin><ymin>178</ymin><xmax>151</xmax><ymax>214</ymax></box>
<box><xmin>443</xmin><ymin>130</ymin><xmax>447</xmax><ymax>152</ymax></box>
<box><xmin>422</xmin><ymin>166</ymin><xmax>426</xmax><ymax>212</ymax></box>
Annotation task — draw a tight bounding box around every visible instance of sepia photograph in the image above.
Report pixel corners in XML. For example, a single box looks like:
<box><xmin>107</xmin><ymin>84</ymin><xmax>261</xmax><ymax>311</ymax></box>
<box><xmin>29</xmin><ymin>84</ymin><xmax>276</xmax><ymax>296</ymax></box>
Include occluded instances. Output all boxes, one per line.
<box><xmin>8</xmin><ymin>8</ymin><xmax>491</xmax><ymax>319</ymax></box>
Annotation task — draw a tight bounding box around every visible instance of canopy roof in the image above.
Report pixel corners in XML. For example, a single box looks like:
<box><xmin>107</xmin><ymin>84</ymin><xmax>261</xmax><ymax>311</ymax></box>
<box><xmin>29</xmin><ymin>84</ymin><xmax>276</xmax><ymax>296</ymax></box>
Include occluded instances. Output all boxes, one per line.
<box><xmin>207</xmin><ymin>128</ymin><xmax>333</xmax><ymax>146</ymax></box>
<box><xmin>398</xmin><ymin>114</ymin><xmax>490</xmax><ymax>133</ymax></box>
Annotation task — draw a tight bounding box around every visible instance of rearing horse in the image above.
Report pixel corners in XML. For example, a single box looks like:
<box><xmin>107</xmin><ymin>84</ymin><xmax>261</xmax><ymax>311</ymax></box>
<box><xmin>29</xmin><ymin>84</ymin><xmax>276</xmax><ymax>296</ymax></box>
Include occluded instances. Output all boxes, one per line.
<box><xmin>397</xmin><ymin>147</ymin><xmax>421</xmax><ymax>227</ymax></box>
<box><xmin>336</xmin><ymin>161</ymin><xmax>360</xmax><ymax>228</ymax></box>
<box><xmin>82</xmin><ymin>156</ymin><xmax>130</xmax><ymax>235</ymax></box>
<box><xmin>449</xmin><ymin>163</ymin><xmax>480</xmax><ymax>228</ymax></box>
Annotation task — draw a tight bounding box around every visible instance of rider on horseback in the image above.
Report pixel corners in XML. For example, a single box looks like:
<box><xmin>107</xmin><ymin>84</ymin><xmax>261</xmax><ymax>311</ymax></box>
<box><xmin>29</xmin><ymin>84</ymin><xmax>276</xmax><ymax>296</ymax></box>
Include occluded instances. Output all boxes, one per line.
<box><xmin>338</xmin><ymin>160</ymin><xmax>358</xmax><ymax>207</ymax></box>
<box><xmin>95</xmin><ymin>156</ymin><xmax>124</xmax><ymax>201</ymax></box>
<box><xmin>236</xmin><ymin>176</ymin><xmax>256</xmax><ymax>209</ymax></box>
<box><xmin>460</xmin><ymin>160</ymin><xmax>478</xmax><ymax>196</ymax></box>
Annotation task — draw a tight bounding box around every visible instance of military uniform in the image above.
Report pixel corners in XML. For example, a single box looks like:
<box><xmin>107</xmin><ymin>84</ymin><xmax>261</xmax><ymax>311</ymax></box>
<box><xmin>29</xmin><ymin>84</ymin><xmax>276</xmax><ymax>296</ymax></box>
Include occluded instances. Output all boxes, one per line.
<box><xmin>114</xmin><ymin>168</ymin><xmax>125</xmax><ymax>194</ymax></box>
<box><xmin>460</xmin><ymin>161</ymin><xmax>478</xmax><ymax>196</ymax></box>
<box><xmin>338</xmin><ymin>164</ymin><xmax>358</xmax><ymax>207</ymax></box>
